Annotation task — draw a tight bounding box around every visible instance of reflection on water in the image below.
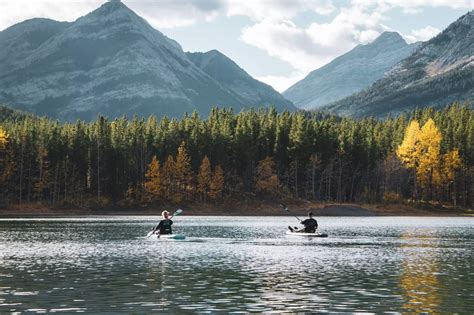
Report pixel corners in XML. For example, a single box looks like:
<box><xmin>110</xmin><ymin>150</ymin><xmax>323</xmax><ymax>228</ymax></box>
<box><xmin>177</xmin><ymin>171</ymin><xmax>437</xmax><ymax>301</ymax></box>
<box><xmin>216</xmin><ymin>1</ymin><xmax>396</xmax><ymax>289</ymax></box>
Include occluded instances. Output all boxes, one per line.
<box><xmin>400</xmin><ymin>230</ymin><xmax>440</xmax><ymax>313</ymax></box>
<box><xmin>0</xmin><ymin>216</ymin><xmax>473</xmax><ymax>313</ymax></box>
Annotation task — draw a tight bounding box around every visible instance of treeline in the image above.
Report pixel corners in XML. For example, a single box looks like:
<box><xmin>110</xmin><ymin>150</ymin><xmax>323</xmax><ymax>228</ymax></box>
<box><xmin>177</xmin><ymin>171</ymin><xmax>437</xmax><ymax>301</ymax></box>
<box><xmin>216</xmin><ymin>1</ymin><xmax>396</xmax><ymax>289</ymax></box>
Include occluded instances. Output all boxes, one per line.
<box><xmin>0</xmin><ymin>104</ymin><xmax>472</xmax><ymax>209</ymax></box>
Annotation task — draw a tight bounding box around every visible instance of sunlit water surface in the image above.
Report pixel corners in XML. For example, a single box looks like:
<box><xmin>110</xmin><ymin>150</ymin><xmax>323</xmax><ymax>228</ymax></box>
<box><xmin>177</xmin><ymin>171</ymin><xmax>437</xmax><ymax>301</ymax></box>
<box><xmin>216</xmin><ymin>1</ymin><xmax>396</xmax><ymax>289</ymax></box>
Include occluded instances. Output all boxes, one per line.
<box><xmin>0</xmin><ymin>216</ymin><xmax>473</xmax><ymax>313</ymax></box>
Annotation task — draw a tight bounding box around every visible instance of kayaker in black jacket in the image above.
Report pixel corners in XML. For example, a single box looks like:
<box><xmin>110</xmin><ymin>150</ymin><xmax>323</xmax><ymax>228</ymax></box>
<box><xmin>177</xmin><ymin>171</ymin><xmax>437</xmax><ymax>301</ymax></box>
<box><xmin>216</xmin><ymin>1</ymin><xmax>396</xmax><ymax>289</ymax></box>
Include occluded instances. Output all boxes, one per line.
<box><xmin>153</xmin><ymin>210</ymin><xmax>173</xmax><ymax>235</ymax></box>
<box><xmin>300</xmin><ymin>212</ymin><xmax>318</xmax><ymax>233</ymax></box>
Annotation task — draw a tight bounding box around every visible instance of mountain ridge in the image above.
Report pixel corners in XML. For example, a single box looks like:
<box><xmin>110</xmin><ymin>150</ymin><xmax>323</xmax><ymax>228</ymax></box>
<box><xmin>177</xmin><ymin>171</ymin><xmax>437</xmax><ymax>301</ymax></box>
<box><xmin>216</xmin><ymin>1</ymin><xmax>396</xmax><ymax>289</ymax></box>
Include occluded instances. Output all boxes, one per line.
<box><xmin>187</xmin><ymin>49</ymin><xmax>294</xmax><ymax>111</ymax></box>
<box><xmin>283</xmin><ymin>31</ymin><xmax>419</xmax><ymax>110</ymax></box>
<box><xmin>0</xmin><ymin>1</ymin><xmax>295</xmax><ymax>120</ymax></box>
<box><xmin>324</xmin><ymin>10</ymin><xmax>474</xmax><ymax>118</ymax></box>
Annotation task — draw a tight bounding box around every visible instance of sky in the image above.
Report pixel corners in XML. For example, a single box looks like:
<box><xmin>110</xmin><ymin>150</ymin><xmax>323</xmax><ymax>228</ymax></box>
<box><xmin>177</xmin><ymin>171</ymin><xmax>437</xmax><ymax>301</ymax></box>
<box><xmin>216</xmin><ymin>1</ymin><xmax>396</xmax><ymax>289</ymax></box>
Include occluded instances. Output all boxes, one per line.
<box><xmin>0</xmin><ymin>0</ymin><xmax>472</xmax><ymax>92</ymax></box>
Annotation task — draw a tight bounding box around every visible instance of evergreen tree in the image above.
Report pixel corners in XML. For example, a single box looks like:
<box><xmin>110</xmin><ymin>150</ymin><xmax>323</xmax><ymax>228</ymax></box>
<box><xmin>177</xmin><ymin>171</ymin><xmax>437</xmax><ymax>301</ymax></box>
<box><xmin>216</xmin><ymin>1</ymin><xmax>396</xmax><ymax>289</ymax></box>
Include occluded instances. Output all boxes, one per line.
<box><xmin>255</xmin><ymin>156</ymin><xmax>280</xmax><ymax>197</ymax></box>
<box><xmin>144</xmin><ymin>156</ymin><xmax>162</xmax><ymax>203</ymax></box>
<box><xmin>197</xmin><ymin>155</ymin><xmax>212</xmax><ymax>203</ymax></box>
<box><xmin>209</xmin><ymin>165</ymin><xmax>225</xmax><ymax>200</ymax></box>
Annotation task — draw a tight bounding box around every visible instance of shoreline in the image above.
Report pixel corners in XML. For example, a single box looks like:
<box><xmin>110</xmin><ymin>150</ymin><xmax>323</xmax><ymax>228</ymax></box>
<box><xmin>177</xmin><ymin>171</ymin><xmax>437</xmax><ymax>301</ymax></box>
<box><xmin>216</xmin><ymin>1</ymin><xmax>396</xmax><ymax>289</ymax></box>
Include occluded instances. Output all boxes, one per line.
<box><xmin>0</xmin><ymin>201</ymin><xmax>472</xmax><ymax>217</ymax></box>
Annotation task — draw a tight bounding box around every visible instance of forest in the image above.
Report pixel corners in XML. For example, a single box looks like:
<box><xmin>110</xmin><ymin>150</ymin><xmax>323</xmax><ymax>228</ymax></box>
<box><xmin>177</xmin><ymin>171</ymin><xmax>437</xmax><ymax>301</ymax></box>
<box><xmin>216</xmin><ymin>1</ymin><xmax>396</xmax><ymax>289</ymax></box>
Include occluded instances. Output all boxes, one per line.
<box><xmin>0</xmin><ymin>104</ymin><xmax>472</xmax><ymax>210</ymax></box>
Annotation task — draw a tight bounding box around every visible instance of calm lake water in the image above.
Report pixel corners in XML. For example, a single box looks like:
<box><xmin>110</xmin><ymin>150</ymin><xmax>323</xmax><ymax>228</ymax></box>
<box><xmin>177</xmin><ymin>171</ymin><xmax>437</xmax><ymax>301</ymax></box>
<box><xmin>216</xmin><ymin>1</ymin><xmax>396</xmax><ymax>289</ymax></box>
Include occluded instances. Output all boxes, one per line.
<box><xmin>0</xmin><ymin>216</ymin><xmax>473</xmax><ymax>313</ymax></box>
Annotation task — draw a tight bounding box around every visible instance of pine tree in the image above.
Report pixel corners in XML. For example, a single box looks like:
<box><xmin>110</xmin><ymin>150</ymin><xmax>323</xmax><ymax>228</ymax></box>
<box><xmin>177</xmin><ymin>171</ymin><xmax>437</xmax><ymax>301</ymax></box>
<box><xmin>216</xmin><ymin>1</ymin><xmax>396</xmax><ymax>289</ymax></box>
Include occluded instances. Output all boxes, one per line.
<box><xmin>197</xmin><ymin>155</ymin><xmax>212</xmax><ymax>203</ymax></box>
<box><xmin>255</xmin><ymin>156</ymin><xmax>280</xmax><ymax>197</ymax></box>
<box><xmin>0</xmin><ymin>127</ymin><xmax>14</xmax><ymax>203</ymax></box>
<box><xmin>209</xmin><ymin>165</ymin><xmax>224</xmax><ymax>200</ymax></box>
<box><xmin>174</xmin><ymin>141</ymin><xmax>193</xmax><ymax>200</ymax></box>
<box><xmin>33</xmin><ymin>146</ymin><xmax>49</xmax><ymax>202</ymax></box>
<box><xmin>161</xmin><ymin>155</ymin><xmax>175</xmax><ymax>200</ymax></box>
<box><xmin>144</xmin><ymin>155</ymin><xmax>161</xmax><ymax>203</ymax></box>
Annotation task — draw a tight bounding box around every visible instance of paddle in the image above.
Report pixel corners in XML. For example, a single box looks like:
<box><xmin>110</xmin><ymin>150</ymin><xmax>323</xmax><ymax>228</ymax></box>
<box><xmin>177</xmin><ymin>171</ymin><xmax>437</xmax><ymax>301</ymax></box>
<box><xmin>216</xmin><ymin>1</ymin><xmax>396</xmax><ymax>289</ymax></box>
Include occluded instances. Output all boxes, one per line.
<box><xmin>147</xmin><ymin>209</ymin><xmax>183</xmax><ymax>238</ymax></box>
<box><xmin>280</xmin><ymin>204</ymin><xmax>322</xmax><ymax>235</ymax></box>
<box><xmin>279</xmin><ymin>203</ymin><xmax>302</xmax><ymax>222</ymax></box>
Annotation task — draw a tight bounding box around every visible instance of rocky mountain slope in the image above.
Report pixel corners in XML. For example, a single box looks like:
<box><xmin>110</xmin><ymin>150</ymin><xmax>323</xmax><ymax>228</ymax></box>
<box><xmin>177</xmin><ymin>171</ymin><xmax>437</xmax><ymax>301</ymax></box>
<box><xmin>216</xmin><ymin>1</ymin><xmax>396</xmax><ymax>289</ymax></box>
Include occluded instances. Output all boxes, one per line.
<box><xmin>325</xmin><ymin>11</ymin><xmax>474</xmax><ymax>118</ymax></box>
<box><xmin>187</xmin><ymin>50</ymin><xmax>294</xmax><ymax>111</ymax></box>
<box><xmin>0</xmin><ymin>1</ymin><xmax>295</xmax><ymax>120</ymax></box>
<box><xmin>283</xmin><ymin>32</ymin><xmax>419</xmax><ymax>110</ymax></box>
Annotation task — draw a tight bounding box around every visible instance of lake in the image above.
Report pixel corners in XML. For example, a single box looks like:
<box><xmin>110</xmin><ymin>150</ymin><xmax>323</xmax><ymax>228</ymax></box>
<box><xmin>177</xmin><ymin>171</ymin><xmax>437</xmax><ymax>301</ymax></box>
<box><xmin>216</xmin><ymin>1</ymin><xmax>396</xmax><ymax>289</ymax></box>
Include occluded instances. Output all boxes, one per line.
<box><xmin>0</xmin><ymin>216</ymin><xmax>473</xmax><ymax>313</ymax></box>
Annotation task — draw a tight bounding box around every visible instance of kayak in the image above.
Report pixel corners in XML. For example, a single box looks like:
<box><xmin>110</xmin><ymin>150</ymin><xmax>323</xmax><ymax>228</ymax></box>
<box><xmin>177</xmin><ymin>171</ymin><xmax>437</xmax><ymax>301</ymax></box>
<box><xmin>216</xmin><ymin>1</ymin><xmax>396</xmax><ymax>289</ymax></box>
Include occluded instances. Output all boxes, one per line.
<box><xmin>152</xmin><ymin>234</ymin><xmax>186</xmax><ymax>240</ymax></box>
<box><xmin>286</xmin><ymin>231</ymin><xmax>328</xmax><ymax>238</ymax></box>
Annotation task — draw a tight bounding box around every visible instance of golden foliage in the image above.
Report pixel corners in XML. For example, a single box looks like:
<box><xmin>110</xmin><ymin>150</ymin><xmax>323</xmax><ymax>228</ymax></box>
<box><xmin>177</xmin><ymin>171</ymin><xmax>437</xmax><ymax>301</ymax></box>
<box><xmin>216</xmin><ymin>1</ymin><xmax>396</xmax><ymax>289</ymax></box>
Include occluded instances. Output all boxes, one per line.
<box><xmin>0</xmin><ymin>127</ymin><xmax>8</xmax><ymax>150</ymax></box>
<box><xmin>396</xmin><ymin>120</ymin><xmax>421</xmax><ymax>169</ymax></box>
<box><xmin>435</xmin><ymin>149</ymin><xmax>462</xmax><ymax>185</ymax></box>
<box><xmin>397</xmin><ymin>119</ymin><xmax>463</xmax><ymax>194</ymax></box>
<box><xmin>416</xmin><ymin>119</ymin><xmax>442</xmax><ymax>188</ymax></box>
<box><xmin>255</xmin><ymin>156</ymin><xmax>280</xmax><ymax>196</ymax></box>
<box><xmin>175</xmin><ymin>141</ymin><xmax>193</xmax><ymax>192</ymax></box>
<box><xmin>162</xmin><ymin>155</ymin><xmax>175</xmax><ymax>197</ymax></box>
<box><xmin>144</xmin><ymin>155</ymin><xmax>161</xmax><ymax>202</ymax></box>
<box><xmin>209</xmin><ymin>165</ymin><xmax>224</xmax><ymax>200</ymax></box>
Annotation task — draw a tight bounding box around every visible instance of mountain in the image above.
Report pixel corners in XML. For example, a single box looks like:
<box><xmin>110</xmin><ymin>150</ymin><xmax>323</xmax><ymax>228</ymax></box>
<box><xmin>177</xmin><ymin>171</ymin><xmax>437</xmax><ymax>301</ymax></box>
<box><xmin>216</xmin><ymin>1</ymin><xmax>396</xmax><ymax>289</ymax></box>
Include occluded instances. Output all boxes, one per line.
<box><xmin>283</xmin><ymin>32</ymin><xmax>419</xmax><ymax>110</ymax></box>
<box><xmin>0</xmin><ymin>1</ymin><xmax>295</xmax><ymax>120</ymax></box>
<box><xmin>187</xmin><ymin>50</ymin><xmax>294</xmax><ymax>111</ymax></box>
<box><xmin>325</xmin><ymin>11</ymin><xmax>474</xmax><ymax>118</ymax></box>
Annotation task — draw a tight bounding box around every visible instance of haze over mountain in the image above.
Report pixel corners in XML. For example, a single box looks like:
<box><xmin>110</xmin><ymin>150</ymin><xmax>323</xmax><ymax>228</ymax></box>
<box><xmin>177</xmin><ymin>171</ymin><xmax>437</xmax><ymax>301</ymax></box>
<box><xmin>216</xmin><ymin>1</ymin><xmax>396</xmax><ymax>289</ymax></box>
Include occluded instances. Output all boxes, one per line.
<box><xmin>325</xmin><ymin>11</ymin><xmax>474</xmax><ymax>118</ymax></box>
<box><xmin>284</xmin><ymin>32</ymin><xmax>419</xmax><ymax>110</ymax></box>
<box><xmin>0</xmin><ymin>1</ymin><xmax>295</xmax><ymax>121</ymax></box>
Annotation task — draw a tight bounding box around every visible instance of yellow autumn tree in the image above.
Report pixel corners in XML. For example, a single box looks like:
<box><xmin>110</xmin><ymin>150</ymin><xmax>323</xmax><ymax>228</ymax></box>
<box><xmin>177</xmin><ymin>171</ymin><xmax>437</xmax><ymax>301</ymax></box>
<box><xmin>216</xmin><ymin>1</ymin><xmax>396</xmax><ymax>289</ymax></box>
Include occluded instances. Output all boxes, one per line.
<box><xmin>255</xmin><ymin>156</ymin><xmax>280</xmax><ymax>197</ymax></box>
<box><xmin>396</xmin><ymin>120</ymin><xmax>421</xmax><ymax>169</ymax></box>
<box><xmin>174</xmin><ymin>141</ymin><xmax>193</xmax><ymax>199</ymax></box>
<box><xmin>0</xmin><ymin>127</ymin><xmax>8</xmax><ymax>151</ymax></box>
<box><xmin>144</xmin><ymin>155</ymin><xmax>161</xmax><ymax>203</ymax></box>
<box><xmin>439</xmin><ymin>149</ymin><xmax>462</xmax><ymax>185</ymax></box>
<box><xmin>161</xmin><ymin>155</ymin><xmax>176</xmax><ymax>200</ymax></box>
<box><xmin>397</xmin><ymin>118</ymin><xmax>463</xmax><ymax>201</ymax></box>
<box><xmin>209</xmin><ymin>165</ymin><xmax>224</xmax><ymax>200</ymax></box>
<box><xmin>197</xmin><ymin>155</ymin><xmax>212</xmax><ymax>203</ymax></box>
<box><xmin>416</xmin><ymin>119</ymin><xmax>442</xmax><ymax>190</ymax></box>
<box><xmin>435</xmin><ymin>149</ymin><xmax>462</xmax><ymax>205</ymax></box>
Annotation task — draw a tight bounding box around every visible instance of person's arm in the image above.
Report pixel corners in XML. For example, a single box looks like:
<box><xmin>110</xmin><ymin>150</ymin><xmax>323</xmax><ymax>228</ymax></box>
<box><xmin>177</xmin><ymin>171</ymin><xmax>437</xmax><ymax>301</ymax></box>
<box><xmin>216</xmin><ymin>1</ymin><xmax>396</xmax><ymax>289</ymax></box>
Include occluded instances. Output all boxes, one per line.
<box><xmin>154</xmin><ymin>221</ymin><xmax>162</xmax><ymax>234</ymax></box>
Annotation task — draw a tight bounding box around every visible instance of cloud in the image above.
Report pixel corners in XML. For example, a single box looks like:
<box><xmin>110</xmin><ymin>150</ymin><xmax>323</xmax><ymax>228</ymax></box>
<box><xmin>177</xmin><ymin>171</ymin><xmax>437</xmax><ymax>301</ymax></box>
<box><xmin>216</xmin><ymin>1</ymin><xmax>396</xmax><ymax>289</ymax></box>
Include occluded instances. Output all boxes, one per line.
<box><xmin>238</xmin><ymin>0</ymin><xmax>471</xmax><ymax>81</ymax></box>
<box><xmin>226</xmin><ymin>0</ymin><xmax>336</xmax><ymax>21</ymax></box>
<box><xmin>404</xmin><ymin>25</ymin><xmax>441</xmax><ymax>43</ymax></box>
<box><xmin>130</xmin><ymin>0</ymin><xmax>223</xmax><ymax>29</ymax></box>
<box><xmin>257</xmin><ymin>72</ymin><xmax>307</xmax><ymax>93</ymax></box>
<box><xmin>240</xmin><ymin>5</ymin><xmax>387</xmax><ymax>73</ymax></box>
<box><xmin>351</xmin><ymin>0</ymin><xmax>473</xmax><ymax>11</ymax></box>
<box><xmin>0</xmin><ymin>0</ymin><xmax>101</xmax><ymax>30</ymax></box>
<box><xmin>0</xmin><ymin>0</ymin><xmax>224</xmax><ymax>30</ymax></box>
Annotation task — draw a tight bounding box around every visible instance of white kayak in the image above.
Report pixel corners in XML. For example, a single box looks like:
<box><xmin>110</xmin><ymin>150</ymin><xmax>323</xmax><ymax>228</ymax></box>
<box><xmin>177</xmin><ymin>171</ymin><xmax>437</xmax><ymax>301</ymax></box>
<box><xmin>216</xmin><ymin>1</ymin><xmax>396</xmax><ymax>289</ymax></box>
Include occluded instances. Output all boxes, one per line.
<box><xmin>150</xmin><ymin>233</ymin><xmax>186</xmax><ymax>240</ymax></box>
<box><xmin>286</xmin><ymin>231</ymin><xmax>328</xmax><ymax>238</ymax></box>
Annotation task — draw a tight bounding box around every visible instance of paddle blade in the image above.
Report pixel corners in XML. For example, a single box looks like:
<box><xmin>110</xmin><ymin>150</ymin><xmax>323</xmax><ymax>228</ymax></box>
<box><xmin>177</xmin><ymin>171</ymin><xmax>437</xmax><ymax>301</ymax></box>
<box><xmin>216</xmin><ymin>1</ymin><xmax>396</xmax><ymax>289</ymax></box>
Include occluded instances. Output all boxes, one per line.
<box><xmin>146</xmin><ymin>231</ymin><xmax>154</xmax><ymax>238</ymax></box>
<box><xmin>279</xmin><ymin>203</ymin><xmax>289</xmax><ymax>211</ymax></box>
<box><xmin>174</xmin><ymin>209</ymin><xmax>183</xmax><ymax>216</ymax></box>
